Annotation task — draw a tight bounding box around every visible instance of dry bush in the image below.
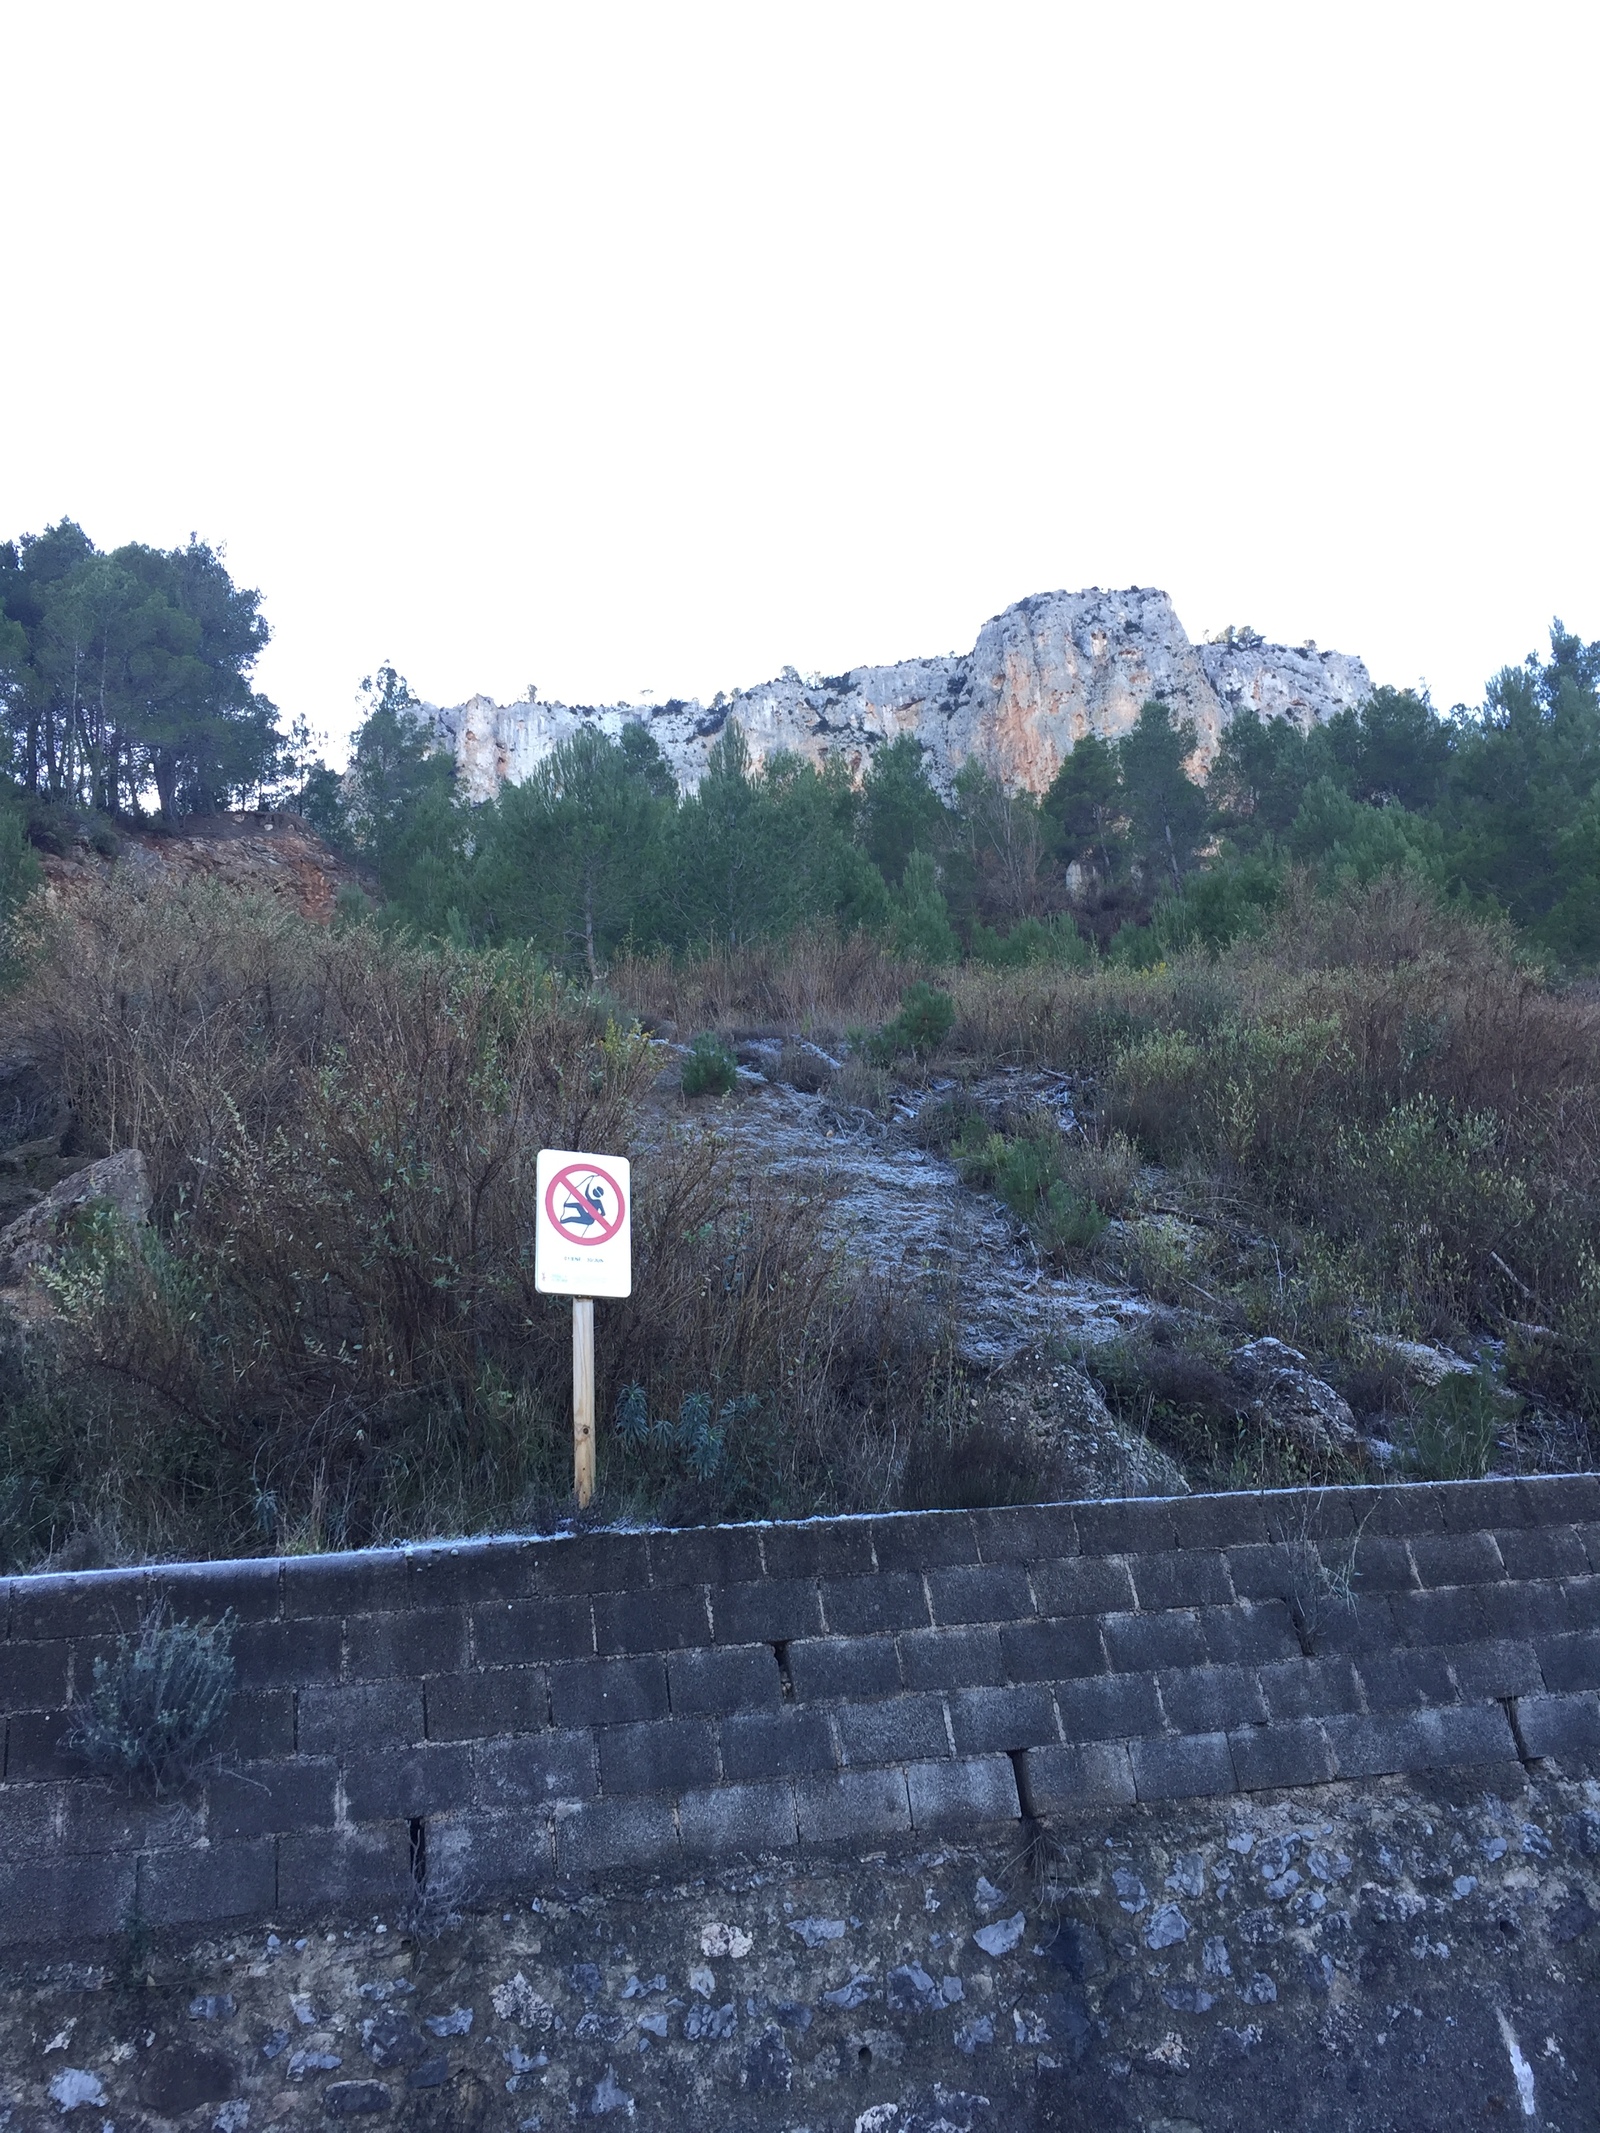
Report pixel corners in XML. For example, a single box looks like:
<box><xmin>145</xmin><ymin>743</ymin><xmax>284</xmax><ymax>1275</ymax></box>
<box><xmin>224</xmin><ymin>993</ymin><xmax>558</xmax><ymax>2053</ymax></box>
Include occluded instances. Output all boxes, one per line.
<box><xmin>611</xmin><ymin>926</ymin><xmax>913</xmax><ymax>1036</ymax></box>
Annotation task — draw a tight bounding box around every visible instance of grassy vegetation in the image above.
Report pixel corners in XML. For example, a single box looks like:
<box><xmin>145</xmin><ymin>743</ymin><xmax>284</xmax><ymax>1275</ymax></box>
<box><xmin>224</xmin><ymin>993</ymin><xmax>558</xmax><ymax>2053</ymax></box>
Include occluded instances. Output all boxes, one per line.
<box><xmin>0</xmin><ymin>866</ymin><xmax>1594</xmax><ymax>1568</ymax></box>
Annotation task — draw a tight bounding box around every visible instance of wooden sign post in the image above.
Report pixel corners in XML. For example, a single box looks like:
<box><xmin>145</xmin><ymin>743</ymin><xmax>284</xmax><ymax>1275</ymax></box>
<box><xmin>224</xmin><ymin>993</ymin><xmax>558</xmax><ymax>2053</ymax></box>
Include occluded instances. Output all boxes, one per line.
<box><xmin>534</xmin><ymin>1150</ymin><xmax>632</xmax><ymax>1509</ymax></box>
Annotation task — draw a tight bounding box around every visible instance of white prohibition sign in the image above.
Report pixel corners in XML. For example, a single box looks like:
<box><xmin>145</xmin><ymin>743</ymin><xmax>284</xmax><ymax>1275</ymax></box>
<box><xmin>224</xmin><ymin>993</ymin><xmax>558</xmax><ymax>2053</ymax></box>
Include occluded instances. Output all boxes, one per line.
<box><xmin>535</xmin><ymin>1148</ymin><xmax>632</xmax><ymax>1297</ymax></box>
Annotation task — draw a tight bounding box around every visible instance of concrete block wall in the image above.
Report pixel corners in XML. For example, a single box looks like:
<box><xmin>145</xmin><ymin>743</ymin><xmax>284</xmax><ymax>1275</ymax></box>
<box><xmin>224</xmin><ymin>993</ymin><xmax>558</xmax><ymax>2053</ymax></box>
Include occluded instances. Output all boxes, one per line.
<box><xmin>2</xmin><ymin>1475</ymin><xmax>1598</xmax><ymax>1951</ymax></box>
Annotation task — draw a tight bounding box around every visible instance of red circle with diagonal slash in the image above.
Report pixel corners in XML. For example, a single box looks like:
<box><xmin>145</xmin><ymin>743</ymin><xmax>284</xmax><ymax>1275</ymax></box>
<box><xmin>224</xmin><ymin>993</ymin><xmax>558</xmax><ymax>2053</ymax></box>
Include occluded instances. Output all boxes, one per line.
<box><xmin>544</xmin><ymin>1161</ymin><xmax>627</xmax><ymax>1246</ymax></box>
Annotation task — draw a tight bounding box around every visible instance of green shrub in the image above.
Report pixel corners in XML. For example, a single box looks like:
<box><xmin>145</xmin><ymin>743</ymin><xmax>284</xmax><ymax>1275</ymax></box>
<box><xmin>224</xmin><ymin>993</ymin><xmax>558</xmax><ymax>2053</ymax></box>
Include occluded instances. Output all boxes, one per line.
<box><xmin>1408</xmin><ymin>1364</ymin><xmax>1515</xmax><ymax>1480</ymax></box>
<box><xmin>680</xmin><ymin>1031</ymin><xmax>739</xmax><ymax>1097</ymax></box>
<box><xmin>866</xmin><ymin>982</ymin><xmax>956</xmax><ymax>1064</ymax></box>
<box><xmin>67</xmin><ymin>1604</ymin><xmax>235</xmax><ymax>1795</ymax></box>
<box><xmin>953</xmin><ymin>1119</ymin><xmax>1107</xmax><ymax>1256</ymax></box>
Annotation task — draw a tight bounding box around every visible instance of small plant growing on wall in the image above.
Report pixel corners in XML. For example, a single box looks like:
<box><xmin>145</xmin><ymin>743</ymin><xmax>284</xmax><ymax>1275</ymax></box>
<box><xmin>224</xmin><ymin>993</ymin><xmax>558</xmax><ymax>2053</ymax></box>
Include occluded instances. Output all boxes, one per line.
<box><xmin>67</xmin><ymin>1602</ymin><xmax>235</xmax><ymax>1796</ymax></box>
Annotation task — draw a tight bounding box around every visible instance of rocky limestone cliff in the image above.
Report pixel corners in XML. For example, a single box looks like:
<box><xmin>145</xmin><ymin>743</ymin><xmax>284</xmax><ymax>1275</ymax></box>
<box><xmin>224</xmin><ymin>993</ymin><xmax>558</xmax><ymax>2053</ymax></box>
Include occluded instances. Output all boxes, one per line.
<box><xmin>428</xmin><ymin>588</ymin><xmax>1372</xmax><ymax>801</ymax></box>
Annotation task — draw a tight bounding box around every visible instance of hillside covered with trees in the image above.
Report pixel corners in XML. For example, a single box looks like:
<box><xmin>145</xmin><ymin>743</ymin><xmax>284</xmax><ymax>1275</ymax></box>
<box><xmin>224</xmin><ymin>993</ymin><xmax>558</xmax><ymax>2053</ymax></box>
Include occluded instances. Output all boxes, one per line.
<box><xmin>311</xmin><ymin>630</ymin><xmax>1600</xmax><ymax>977</ymax></box>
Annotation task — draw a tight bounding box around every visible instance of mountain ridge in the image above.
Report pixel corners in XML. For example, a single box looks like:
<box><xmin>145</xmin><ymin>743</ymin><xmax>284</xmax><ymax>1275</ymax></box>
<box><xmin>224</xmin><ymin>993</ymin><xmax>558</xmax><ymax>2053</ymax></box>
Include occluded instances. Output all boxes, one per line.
<box><xmin>425</xmin><ymin>586</ymin><xmax>1373</xmax><ymax>799</ymax></box>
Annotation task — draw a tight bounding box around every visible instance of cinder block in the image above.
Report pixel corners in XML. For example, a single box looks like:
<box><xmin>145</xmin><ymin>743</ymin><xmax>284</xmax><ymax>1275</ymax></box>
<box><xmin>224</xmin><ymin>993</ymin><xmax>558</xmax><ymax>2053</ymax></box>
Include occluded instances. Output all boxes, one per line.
<box><xmin>647</xmin><ymin>1524</ymin><xmax>765</xmax><ymax>1589</ymax></box>
<box><xmin>0</xmin><ymin>1782</ymin><xmax>59</xmax><ymax>1860</ymax></box>
<box><xmin>1324</xmin><ymin>1703</ymin><xmax>1517</xmax><ymax>1779</ymax></box>
<box><xmin>148</xmin><ymin>1555</ymin><xmax>284</xmax><ymax>1623</ymax></box>
<box><xmin>474</xmin><ymin>1730</ymin><xmax>596</xmax><ymax>1807</ymax></box>
<box><xmin>0</xmin><ymin>1854</ymin><xmax>137</xmax><ymax>1948</ymax></box>
<box><xmin>927</xmin><ymin>1562</ymin><xmax>1035</xmax><ymax>1626</ymax></box>
<box><xmin>999</xmin><ymin>1618</ymin><xmax>1106</xmax><ymax>1683</ymax></box>
<box><xmin>0</xmin><ymin>1639</ymin><xmax>69</xmax><ymax>1710</ymax></box>
<box><xmin>1198</xmin><ymin>1600</ymin><xmax>1300</xmax><ymax>1667</ymax></box>
<box><xmin>1305</xmin><ymin>1594</ymin><xmax>1401</xmax><ymax>1654</ymax></box>
<box><xmin>1345</xmin><ymin>1535</ymin><xmax>1420</xmax><ymax>1594</ymax></box>
<box><xmin>208</xmin><ymin>1759</ymin><xmax>338</xmax><ymax>1839</ymax></box>
<box><xmin>1054</xmin><ymin>1673</ymin><xmax>1164</xmax><ymax>1742</ymax></box>
<box><xmin>298</xmin><ymin>1681</ymin><xmax>424</xmax><ymax>1756</ymax></box>
<box><xmin>598</xmin><ymin>1720</ymin><xmax>719</xmax><ymax>1796</ymax></box>
<box><xmin>1354</xmin><ymin>1648</ymin><xmax>1458</xmax><ymax>1712</ymax></box>
<box><xmin>794</xmin><ymin>1767</ymin><xmax>912</xmax><ymax>1846</ymax></box>
<box><xmin>1073</xmin><ymin>1499</ymin><xmax>1181</xmax><ymax>1556</ymax></box>
<box><xmin>407</xmin><ymin>1537</ymin><xmax>539</xmax><ymax>1610</ymax></box>
<box><xmin>1228</xmin><ymin>1718</ymin><xmax>1336</xmax><ymax>1791</ymax></box>
<box><xmin>1564</xmin><ymin>1575</ymin><xmax>1600</xmax><ymax>1629</ymax></box>
<box><xmin>280</xmin><ymin>1549</ymin><xmax>409</xmax><ymax>1618</ymax></box>
<box><xmin>835</xmin><ymin>1692</ymin><xmax>950</xmax><ymax>1767</ymax></box>
<box><xmin>712</xmin><ymin>1579</ymin><xmax>824</xmax><ymax>1645</ymax></box>
<box><xmin>760</xmin><ymin>1518</ymin><xmax>876</xmax><ymax>1581</ymax></box>
<box><xmin>1265</xmin><ymin>1489</ymin><xmax>1360</xmax><ymax>1543</ymax></box>
<box><xmin>1156</xmin><ymin>1666</ymin><xmax>1269</xmax><ymax>1734</ymax></box>
<box><xmin>10</xmin><ymin>1567</ymin><xmax>150</xmax><ymax>1641</ymax></box>
<box><xmin>1479</xmin><ymin>1581</ymin><xmax>1572</xmax><ymax>1639</ymax></box>
<box><xmin>868</xmin><ymin>1510</ymin><xmax>981</xmax><ymax>1571</ymax></box>
<box><xmin>667</xmin><ymin>1644</ymin><xmax>781</xmax><ymax>1717</ymax></box>
<box><xmin>1579</xmin><ymin>1524</ymin><xmax>1600</xmax><ymax>1574</ymax></box>
<box><xmin>2</xmin><ymin>1706</ymin><xmax>76</xmax><ymax>1781</ymax></box>
<box><xmin>1168</xmin><ymin>1494</ymin><xmax>1272</xmax><ymax>1550</ymax></box>
<box><xmin>231</xmin><ymin>1616</ymin><xmax>343</xmax><ymax>1689</ymax></box>
<box><xmin>279</xmin><ymin>1825</ymin><xmax>413</xmax><ymax>1911</ymax></box>
<box><xmin>554</xmin><ymin>1795</ymin><xmax>679</xmax><ymax>1876</ymax></box>
<box><xmin>720</xmin><ymin>1708</ymin><xmax>835</xmax><ymax>1781</ymax></box>
<box><xmin>1024</xmin><ymin>1740</ymin><xmax>1136</xmax><ymax>1813</ymax></box>
<box><xmin>1438</xmin><ymin>1477</ymin><xmax>1535</xmax><ymax>1530</ymax></box>
<box><xmin>1256</xmin><ymin>1657</ymin><xmax>1364</xmax><ymax>1722</ymax></box>
<box><xmin>898</xmin><ymin>1626</ymin><xmax>1005</xmax><ymax>1690</ymax></box>
<box><xmin>1513</xmin><ymin>1692</ymin><xmax>1600</xmax><ymax>1758</ymax></box>
<box><xmin>905</xmin><ymin>1753</ymin><xmax>1019</xmax><ymax>1831</ymax></box>
<box><xmin>538</xmin><ymin>1529</ymin><xmax>653</xmax><ymax>1596</ymax></box>
<box><xmin>971</xmin><ymin>1503</ymin><xmax>1080</xmax><ymax>1564</ymax></box>
<box><xmin>1128</xmin><ymin>1552</ymin><xmax>1235</xmax><ymax>1612</ymax></box>
<box><xmin>1494</xmin><ymin>1527</ymin><xmax>1589</xmax><ymax>1581</ymax></box>
<box><xmin>1101</xmin><ymin>1610</ymin><xmax>1206</xmax><ymax>1673</ymax></box>
<box><xmin>216</xmin><ymin>1689</ymin><xmax>296</xmax><ymax>1759</ymax></box>
<box><xmin>593</xmin><ymin>1586</ymin><xmax>713</xmax><ymax>1656</ymax></box>
<box><xmin>1223</xmin><ymin>1544</ymin><xmax>1293</xmax><ymax>1602</ymax></box>
<box><xmin>549</xmin><ymin>1656</ymin><xmax>669</xmax><ymax>1729</ymax></box>
<box><xmin>1031</xmin><ymin>1555</ymin><xmax>1137</xmax><ymax>1618</ymax></box>
<box><xmin>343</xmin><ymin>1741</ymin><xmax>474</xmax><ymax>1822</ymax></box>
<box><xmin>678</xmin><ymin>1781</ymin><xmax>797</xmax><ymax>1857</ymax></box>
<box><xmin>1408</xmin><ymin>1531</ymin><xmax>1506</xmax><ymax>1588</ymax></box>
<box><xmin>426</xmin><ymin>1667</ymin><xmax>548</xmax><ymax>1742</ymax></box>
<box><xmin>427</xmin><ymin>1809</ymin><xmax>554</xmax><ymax>1891</ymax></box>
<box><xmin>1519</xmin><ymin>1473</ymin><xmax>1600</xmax><ymax>1525</ymax></box>
<box><xmin>1442</xmin><ymin>1639</ymin><xmax>1546</xmax><ymax>1700</ymax></box>
<box><xmin>471</xmin><ymin>1597</ymin><xmax>595</xmax><ymax>1667</ymax></box>
<box><xmin>947</xmin><ymin>1684</ymin><xmax>1059</xmax><ymax>1754</ymax></box>
<box><xmin>139</xmin><ymin>1839</ymin><xmax>276</xmax><ymax>1926</ymax></box>
<box><xmin>1537</xmin><ymin>1633</ymin><xmax>1600</xmax><ymax>1693</ymax></box>
<box><xmin>1129</xmin><ymin>1731</ymin><xmax>1236</xmax><ymax>1803</ymax></box>
<box><xmin>345</xmin><ymin>1607</ymin><xmax>467</xmax><ymax>1680</ymax></box>
<box><xmin>787</xmin><ymin>1635</ymin><xmax>901</xmax><ymax>1702</ymax></box>
<box><xmin>58</xmin><ymin>1787</ymin><xmax>197</xmax><ymax>1856</ymax></box>
<box><xmin>822</xmin><ymin>1573</ymin><xmax>930</xmax><ymax>1635</ymax></box>
<box><xmin>1388</xmin><ymin>1588</ymin><xmax>1488</xmax><ymax>1648</ymax></box>
<box><xmin>1356</xmin><ymin>1485</ymin><xmax>1448</xmax><ymax>1537</ymax></box>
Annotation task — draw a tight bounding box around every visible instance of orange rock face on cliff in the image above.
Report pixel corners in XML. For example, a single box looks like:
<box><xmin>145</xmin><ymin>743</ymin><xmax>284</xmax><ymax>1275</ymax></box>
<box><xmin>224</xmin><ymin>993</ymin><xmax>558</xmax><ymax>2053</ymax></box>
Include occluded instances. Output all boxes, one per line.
<box><xmin>36</xmin><ymin>812</ymin><xmax>364</xmax><ymax>923</ymax></box>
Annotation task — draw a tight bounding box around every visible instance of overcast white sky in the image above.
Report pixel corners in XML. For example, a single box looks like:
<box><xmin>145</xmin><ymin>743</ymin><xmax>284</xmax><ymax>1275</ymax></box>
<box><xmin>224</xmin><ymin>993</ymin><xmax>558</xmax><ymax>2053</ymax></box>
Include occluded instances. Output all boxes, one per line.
<box><xmin>6</xmin><ymin>2</ymin><xmax>1597</xmax><ymax>761</ymax></box>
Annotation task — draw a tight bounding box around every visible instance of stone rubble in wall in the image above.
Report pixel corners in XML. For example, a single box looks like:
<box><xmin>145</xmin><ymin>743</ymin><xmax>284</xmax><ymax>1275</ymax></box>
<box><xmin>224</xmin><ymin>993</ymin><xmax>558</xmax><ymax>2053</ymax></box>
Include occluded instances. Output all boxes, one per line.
<box><xmin>425</xmin><ymin>587</ymin><xmax>1374</xmax><ymax>801</ymax></box>
<box><xmin>3</xmin><ymin>1771</ymin><xmax>1596</xmax><ymax>2128</ymax></box>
